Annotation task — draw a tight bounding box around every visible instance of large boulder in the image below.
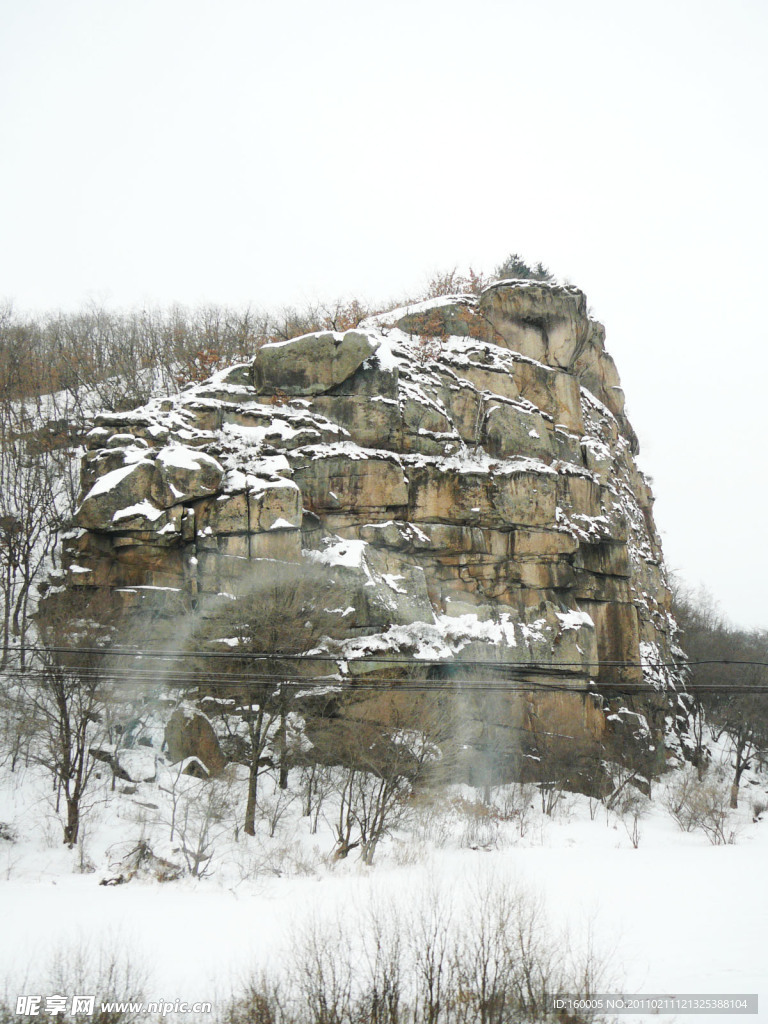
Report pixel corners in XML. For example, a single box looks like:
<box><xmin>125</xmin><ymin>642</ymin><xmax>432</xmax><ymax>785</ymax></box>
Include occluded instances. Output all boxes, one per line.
<box><xmin>152</xmin><ymin>445</ymin><xmax>224</xmax><ymax>506</ymax></box>
<box><xmin>164</xmin><ymin>706</ymin><xmax>227</xmax><ymax>776</ymax></box>
<box><xmin>76</xmin><ymin>459</ymin><xmax>163</xmax><ymax>532</ymax></box>
<box><xmin>252</xmin><ymin>330</ymin><xmax>379</xmax><ymax>396</ymax></box>
<box><xmin>478</xmin><ymin>280</ymin><xmax>590</xmax><ymax>369</ymax></box>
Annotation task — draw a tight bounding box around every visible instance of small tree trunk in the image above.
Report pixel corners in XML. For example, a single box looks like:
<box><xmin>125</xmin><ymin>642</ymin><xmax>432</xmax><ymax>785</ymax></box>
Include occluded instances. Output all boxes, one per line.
<box><xmin>243</xmin><ymin>706</ymin><xmax>265</xmax><ymax>836</ymax></box>
<box><xmin>64</xmin><ymin>797</ymin><xmax>79</xmax><ymax>847</ymax></box>
<box><xmin>278</xmin><ymin>688</ymin><xmax>288</xmax><ymax>790</ymax></box>
<box><xmin>333</xmin><ymin>837</ymin><xmax>360</xmax><ymax>861</ymax></box>
<box><xmin>0</xmin><ymin>585</ymin><xmax>12</xmax><ymax>669</ymax></box>
<box><xmin>244</xmin><ymin>758</ymin><xmax>258</xmax><ymax>836</ymax></box>
<box><xmin>302</xmin><ymin>766</ymin><xmax>314</xmax><ymax>817</ymax></box>
<box><xmin>731</xmin><ymin>736</ymin><xmax>750</xmax><ymax>809</ymax></box>
<box><xmin>730</xmin><ymin>758</ymin><xmax>746</xmax><ymax>809</ymax></box>
<box><xmin>480</xmin><ymin>714</ymin><xmax>492</xmax><ymax>805</ymax></box>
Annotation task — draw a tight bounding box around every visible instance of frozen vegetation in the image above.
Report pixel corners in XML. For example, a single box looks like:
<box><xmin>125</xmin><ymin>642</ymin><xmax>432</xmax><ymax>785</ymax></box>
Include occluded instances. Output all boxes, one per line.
<box><xmin>1</xmin><ymin>718</ymin><xmax>767</xmax><ymax>1024</ymax></box>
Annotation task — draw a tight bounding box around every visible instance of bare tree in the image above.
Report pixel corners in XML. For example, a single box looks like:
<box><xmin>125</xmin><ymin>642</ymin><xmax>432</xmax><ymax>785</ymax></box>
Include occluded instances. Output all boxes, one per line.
<box><xmin>17</xmin><ymin>652</ymin><xmax>109</xmax><ymax>845</ymax></box>
<box><xmin>185</xmin><ymin>560</ymin><xmax>343</xmax><ymax>837</ymax></box>
<box><xmin>9</xmin><ymin>597</ymin><xmax>118</xmax><ymax>845</ymax></box>
<box><xmin>299</xmin><ymin>761</ymin><xmax>335</xmax><ymax>833</ymax></box>
<box><xmin>160</xmin><ymin>769</ymin><xmax>237</xmax><ymax>877</ymax></box>
<box><xmin>0</xmin><ymin>402</ymin><xmax>65</xmax><ymax>668</ymax></box>
<box><xmin>674</xmin><ymin>585</ymin><xmax>768</xmax><ymax>808</ymax></box>
<box><xmin>326</xmin><ymin>696</ymin><xmax>447</xmax><ymax>865</ymax></box>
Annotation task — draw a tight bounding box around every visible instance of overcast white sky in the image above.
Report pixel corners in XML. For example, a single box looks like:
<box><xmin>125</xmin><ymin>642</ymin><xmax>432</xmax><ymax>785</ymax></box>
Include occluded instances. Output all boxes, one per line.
<box><xmin>1</xmin><ymin>0</ymin><xmax>766</xmax><ymax>629</ymax></box>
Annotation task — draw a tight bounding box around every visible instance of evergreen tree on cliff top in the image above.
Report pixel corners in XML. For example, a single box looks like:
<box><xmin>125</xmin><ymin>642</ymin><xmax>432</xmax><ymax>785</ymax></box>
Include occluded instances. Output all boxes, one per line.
<box><xmin>493</xmin><ymin>253</ymin><xmax>554</xmax><ymax>282</ymax></box>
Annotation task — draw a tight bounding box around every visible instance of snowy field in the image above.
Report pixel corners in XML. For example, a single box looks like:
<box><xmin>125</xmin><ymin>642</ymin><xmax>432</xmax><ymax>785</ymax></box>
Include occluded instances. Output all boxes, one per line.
<box><xmin>2</xmin><ymin>749</ymin><xmax>767</xmax><ymax>1024</ymax></box>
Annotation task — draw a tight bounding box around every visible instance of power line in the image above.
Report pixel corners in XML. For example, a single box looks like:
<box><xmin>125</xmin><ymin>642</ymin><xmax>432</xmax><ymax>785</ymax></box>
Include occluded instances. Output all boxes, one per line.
<box><xmin>9</xmin><ymin>643</ymin><xmax>768</xmax><ymax>671</ymax></box>
<box><xmin>1</xmin><ymin>645</ymin><xmax>765</xmax><ymax>701</ymax></box>
<box><xmin>2</xmin><ymin>667</ymin><xmax>767</xmax><ymax>696</ymax></box>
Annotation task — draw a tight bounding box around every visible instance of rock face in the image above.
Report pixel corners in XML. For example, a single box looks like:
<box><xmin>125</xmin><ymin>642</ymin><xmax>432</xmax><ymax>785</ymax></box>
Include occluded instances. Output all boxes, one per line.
<box><xmin>164</xmin><ymin>706</ymin><xmax>227</xmax><ymax>777</ymax></box>
<box><xmin>51</xmin><ymin>282</ymin><xmax>686</xmax><ymax>782</ymax></box>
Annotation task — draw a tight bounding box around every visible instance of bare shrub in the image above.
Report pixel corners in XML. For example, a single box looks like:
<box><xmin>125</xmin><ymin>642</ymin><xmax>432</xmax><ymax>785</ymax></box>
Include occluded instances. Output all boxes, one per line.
<box><xmin>452</xmin><ymin>879</ymin><xmax>611</xmax><ymax>1023</ymax></box>
<box><xmin>452</xmin><ymin>796</ymin><xmax>502</xmax><ymax>850</ymax></box>
<box><xmin>497</xmin><ymin>782</ymin><xmax>537</xmax><ymax>838</ymax></box>
<box><xmin>178</xmin><ymin>776</ymin><xmax>238</xmax><ymax>877</ymax></box>
<box><xmin>257</xmin><ymin>786</ymin><xmax>297</xmax><ymax>839</ymax></box>
<box><xmin>605</xmin><ymin>773</ymin><xmax>648</xmax><ymax>849</ymax></box>
<box><xmin>0</xmin><ymin>935</ymin><xmax>149</xmax><ymax>1024</ymax></box>
<box><xmin>407</xmin><ymin>791</ymin><xmax>453</xmax><ymax>849</ymax></box>
<box><xmin>451</xmin><ymin>880</ymin><xmax>522</xmax><ymax>1020</ymax></box>
<box><xmin>357</xmin><ymin>899</ymin><xmax>404</xmax><ymax>1024</ymax></box>
<box><xmin>290</xmin><ymin>915</ymin><xmax>355</xmax><ymax>1024</ymax></box>
<box><xmin>299</xmin><ymin>762</ymin><xmax>335</xmax><ymax>834</ymax></box>
<box><xmin>160</xmin><ymin>768</ymin><xmax>237</xmax><ymax>877</ymax></box>
<box><xmin>424</xmin><ymin>266</ymin><xmax>490</xmax><ymax>298</ymax></box>
<box><xmin>218</xmin><ymin>972</ymin><xmax>288</xmax><ymax>1024</ymax></box>
<box><xmin>102</xmin><ymin>840</ymin><xmax>183</xmax><ymax>885</ymax></box>
<box><xmin>663</xmin><ymin>766</ymin><xmax>734</xmax><ymax>845</ymax></box>
<box><xmin>620</xmin><ymin>801</ymin><xmax>644</xmax><ymax>849</ymax></box>
<box><xmin>46</xmin><ymin>938</ymin><xmax>148</xmax><ymax>1024</ymax></box>
<box><xmin>231</xmin><ymin>832</ymin><xmax>323</xmax><ymax>881</ymax></box>
<box><xmin>406</xmin><ymin>884</ymin><xmax>454</xmax><ymax>1023</ymax></box>
<box><xmin>538</xmin><ymin>779</ymin><xmax>566</xmax><ymax>818</ymax></box>
<box><xmin>663</xmin><ymin>766</ymin><xmax>700</xmax><ymax>832</ymax></box>
<box><xmin>222</xmin><ymin>878</ymin><xmax>612</xmax><ymax>1023</ymax></box>
<box><xmin>411</xmin><ymin>310</ymin><xmax>448</xmax><ymax>365</ymax></box>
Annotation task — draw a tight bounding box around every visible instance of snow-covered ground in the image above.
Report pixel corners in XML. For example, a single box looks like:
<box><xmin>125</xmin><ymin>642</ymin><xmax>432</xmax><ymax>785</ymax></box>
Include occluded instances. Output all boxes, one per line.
<box><xmin>2</xmin><ymin>742</ymin><xmax>767</xmax><ymax>1023</ymax></box>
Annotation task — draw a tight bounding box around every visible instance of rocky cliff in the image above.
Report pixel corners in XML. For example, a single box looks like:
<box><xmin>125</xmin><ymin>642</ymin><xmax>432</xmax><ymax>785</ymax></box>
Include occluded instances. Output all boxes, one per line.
<box><xmin>49</xmin><ymin>280</ymin><xmax>687</xmax><ymax>783</ymax></box>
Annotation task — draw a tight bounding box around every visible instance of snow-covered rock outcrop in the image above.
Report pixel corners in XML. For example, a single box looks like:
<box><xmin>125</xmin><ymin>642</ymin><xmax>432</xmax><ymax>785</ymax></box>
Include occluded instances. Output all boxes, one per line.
<box><xmin>48</xmin><ymin>281</ymin><xmax>686</xmax><ymax>777</ymax></box>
